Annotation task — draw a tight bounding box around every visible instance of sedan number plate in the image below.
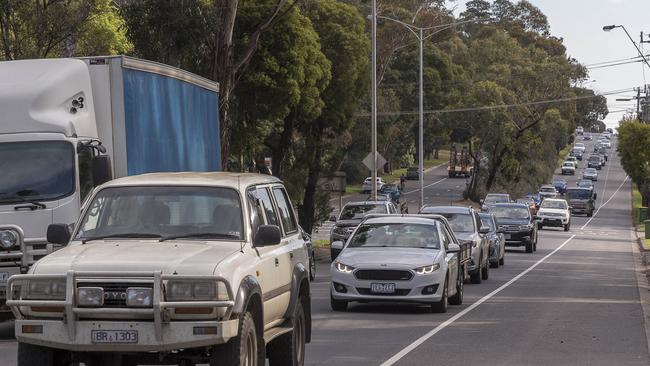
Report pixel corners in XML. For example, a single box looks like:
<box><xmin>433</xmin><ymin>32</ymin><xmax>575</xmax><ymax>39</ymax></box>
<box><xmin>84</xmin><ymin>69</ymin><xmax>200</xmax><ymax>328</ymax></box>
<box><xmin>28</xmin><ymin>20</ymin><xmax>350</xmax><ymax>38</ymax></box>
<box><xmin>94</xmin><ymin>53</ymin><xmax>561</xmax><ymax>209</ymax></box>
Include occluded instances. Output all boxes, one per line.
<box><xmin>371</xmin><ymin>283</ymin><xmax>396</xmax><ymax>294</ymax></box>
<box><xmin>91</xmin><ymin>330</ymin><xmax>138</xmax><ymax>344</ymax></box>
<box><xmin>0</xmin><ymin>272</ymin><xmax>8</xmax><ymax>283</ymax></box>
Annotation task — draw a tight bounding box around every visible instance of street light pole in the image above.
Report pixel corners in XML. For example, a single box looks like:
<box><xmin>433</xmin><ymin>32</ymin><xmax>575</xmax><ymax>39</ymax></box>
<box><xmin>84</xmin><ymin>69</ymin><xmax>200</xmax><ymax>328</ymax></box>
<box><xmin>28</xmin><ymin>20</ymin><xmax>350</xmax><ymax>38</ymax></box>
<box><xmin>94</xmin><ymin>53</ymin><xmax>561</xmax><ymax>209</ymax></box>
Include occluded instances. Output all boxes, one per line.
<box><xmin>418</xmin><ymin>28</ymin><xmax>424</xmax><ymax>209</ymax></box>
<box><xmin>371</xmin><ymin>0</ymin><xmax>378</xmax><ymax>201</ymax></box>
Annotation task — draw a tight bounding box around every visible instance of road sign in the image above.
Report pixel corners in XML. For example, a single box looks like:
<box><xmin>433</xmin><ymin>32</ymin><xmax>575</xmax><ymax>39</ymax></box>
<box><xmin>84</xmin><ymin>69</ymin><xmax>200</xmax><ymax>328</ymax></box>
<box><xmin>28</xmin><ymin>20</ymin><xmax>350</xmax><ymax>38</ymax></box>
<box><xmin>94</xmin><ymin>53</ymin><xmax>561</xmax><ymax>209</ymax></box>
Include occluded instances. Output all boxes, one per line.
<box><xmin>362</xmin><ymin>152</ymin><xmax>387</xmax><ymax>172</ymax></box>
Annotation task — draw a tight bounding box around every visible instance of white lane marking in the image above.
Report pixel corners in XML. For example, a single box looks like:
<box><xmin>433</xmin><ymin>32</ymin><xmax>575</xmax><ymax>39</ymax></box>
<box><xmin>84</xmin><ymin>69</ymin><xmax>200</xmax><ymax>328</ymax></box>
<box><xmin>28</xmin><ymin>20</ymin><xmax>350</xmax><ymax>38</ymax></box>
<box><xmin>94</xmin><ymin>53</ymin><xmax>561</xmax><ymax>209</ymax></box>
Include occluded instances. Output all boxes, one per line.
<box><xmin>598</xmin><ymin>158</ymin><xmax>612</xmax><ymax>208</ymax></box>
<box><xmin>581</xmin><ymin>176</ymin><xmax>629</xmax><ymax>230</ymax></box>
<box><xmin>381</xmin><ymin>234</ymin><xmax>577</xmax><ymax>366</ymax></box>
<box><xmin>404</xmin><ymin>178</ymin><xmax>448</xmax><ymax>195</ymax></box>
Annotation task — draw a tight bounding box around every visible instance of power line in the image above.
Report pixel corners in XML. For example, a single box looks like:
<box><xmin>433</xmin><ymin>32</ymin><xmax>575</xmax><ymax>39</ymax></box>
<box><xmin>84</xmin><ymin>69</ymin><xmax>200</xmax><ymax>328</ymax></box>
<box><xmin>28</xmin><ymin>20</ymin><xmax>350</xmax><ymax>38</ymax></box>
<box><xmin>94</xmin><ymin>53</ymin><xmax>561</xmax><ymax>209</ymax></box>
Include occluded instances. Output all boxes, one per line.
<box><xmin>587</xmin><ymin>59</ymin><xmax>644</xmax><ymax>70</ymax></box>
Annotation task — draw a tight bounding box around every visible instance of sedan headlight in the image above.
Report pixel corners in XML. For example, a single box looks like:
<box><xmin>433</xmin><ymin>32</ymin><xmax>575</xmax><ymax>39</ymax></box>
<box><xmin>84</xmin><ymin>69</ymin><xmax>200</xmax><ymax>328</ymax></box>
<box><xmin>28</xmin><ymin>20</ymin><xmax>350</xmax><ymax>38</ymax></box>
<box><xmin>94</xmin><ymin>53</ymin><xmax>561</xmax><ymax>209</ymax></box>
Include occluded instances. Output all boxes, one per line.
<box><xmin>166</xmin><ymin>281</ymin><xmax>225</xmax><ymax>301</ymax></box>
<box><xmin>25</xmin><ymin>280</ymin><xmax>66</xmax><ymax>300</ymax></box>
<box><xmin>414</xmin><ymin>263</ymin><xmax>440</xmax><ymax>275</ymax></box>
<box><xmin>0</xmin><ymin>230</ymin><xmax>18</xmax><ymax>250</ymax></box>
<box><xmin>335</xmin><ymin>262</ymin><xmax>355</xmax><ymax>273</ymax></box>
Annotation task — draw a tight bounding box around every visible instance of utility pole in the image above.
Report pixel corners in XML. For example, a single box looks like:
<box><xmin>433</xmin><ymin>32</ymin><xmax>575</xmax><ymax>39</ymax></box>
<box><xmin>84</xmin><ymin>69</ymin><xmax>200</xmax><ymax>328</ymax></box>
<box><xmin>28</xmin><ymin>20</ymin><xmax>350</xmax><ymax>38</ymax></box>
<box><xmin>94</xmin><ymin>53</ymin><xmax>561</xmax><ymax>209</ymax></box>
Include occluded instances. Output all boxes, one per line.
<box><xmin>371</xmin><ymin>0</ymin><xmax>377</xmax><ymax>201</ymax></box>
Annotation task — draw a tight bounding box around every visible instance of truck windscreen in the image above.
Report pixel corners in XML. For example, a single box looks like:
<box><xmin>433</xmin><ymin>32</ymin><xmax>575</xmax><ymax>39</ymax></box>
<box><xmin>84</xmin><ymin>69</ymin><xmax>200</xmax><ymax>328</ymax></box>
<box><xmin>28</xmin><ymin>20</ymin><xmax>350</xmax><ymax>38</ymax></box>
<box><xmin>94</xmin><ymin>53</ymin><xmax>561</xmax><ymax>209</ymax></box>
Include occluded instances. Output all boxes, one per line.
<box><xmin>0</xmin><ymin>141</ymin><xmax>74</xmax><ymax>204</ymax></box>
<box><xmin>567</xmin><ymin>190</ymin><xmax>591</xmax><ymax>200</ymax></box>
<box><xmin>75</xmin><ymin>186</ymin><xmax>244</xmax><ymax>242</ymax></box>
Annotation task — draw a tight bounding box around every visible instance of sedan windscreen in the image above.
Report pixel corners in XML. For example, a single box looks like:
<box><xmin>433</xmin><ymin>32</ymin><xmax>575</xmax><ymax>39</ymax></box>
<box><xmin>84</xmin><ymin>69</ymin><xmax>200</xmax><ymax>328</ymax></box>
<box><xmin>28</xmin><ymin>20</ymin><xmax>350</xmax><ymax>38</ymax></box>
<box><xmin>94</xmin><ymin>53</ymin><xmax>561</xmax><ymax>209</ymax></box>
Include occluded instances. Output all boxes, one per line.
<box><xmin>340</xmin><ymin>204</ymin><xmax>387</xmax><ymax>220</ymax></box>
<box><xmin>348</xmin><ymin>223</ymin><xmax>440</xmax><ymax>249</ymax></box>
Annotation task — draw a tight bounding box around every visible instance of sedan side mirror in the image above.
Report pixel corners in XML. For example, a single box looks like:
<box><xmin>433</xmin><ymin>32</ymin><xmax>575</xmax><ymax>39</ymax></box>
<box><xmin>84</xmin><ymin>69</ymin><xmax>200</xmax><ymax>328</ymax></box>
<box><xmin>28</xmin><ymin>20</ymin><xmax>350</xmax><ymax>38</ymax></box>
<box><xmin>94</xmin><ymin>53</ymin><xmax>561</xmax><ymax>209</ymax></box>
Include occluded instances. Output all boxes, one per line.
<box><xmin>448</xmin><ymin>243</ymin><xmax>460</xmax><ymax>253</ymax></box>
<box><xmin>254</xmin><ymin>225</ymin><xmax>282</xmax><ymax>247</ymax></box>
<box><xmin>479</xmin><ymin>226</ymin><xmax>490</xmax><ymax>234</ymax></box>
<box><xmin>330</xmin><ymin>240</ymin><xmax>345</xmax><ymax>261</ymax></box>
<box><xmin>331</xmin><ymin>241</ymin><xmax>344</xmax><ymax>250</ymax></box>
<box><xmin>47</xmin><ymin>224</ymin><xmax>71</xmax><ymax>245</ymax></box>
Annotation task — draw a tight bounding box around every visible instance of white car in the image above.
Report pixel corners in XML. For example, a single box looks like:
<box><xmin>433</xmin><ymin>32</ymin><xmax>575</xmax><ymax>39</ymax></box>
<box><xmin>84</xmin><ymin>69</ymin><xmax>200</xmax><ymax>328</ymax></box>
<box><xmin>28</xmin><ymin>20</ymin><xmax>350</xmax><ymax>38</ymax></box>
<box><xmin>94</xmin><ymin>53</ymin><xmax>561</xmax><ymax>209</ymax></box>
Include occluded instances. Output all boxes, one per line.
<box><xmin>330</xmin><ymin>215</ymin><xmax>466</xmax><ymax>313</ymax></box>
<box><xmin>602</xmin><ymin>140</ymin><xmax>611</xmax><ymax>149</ymax></box>
<box><xmin>573</xmin><ymin>142</ymin><xmax>586</xmax><ymax>153</ymax></box>
<box><xmin>539</xmin><ymin>185</ymin><xmax>559</xmax><ymax>199</ymax></box>
<box><xmin>7</xmin><ymin>173</ymin><xmax>311</xmax><ymax>366</ymax></box>
<box><xmin>536</xmin><ymin>198</ymin><xmax>571</xmax><ymax>231</ymax></box>
<box><xmin>561</xmin><ymin>162</ymin><xmax>576</xmax><ymax>175</ymax></box>
<box><xmin>362</xmin><ymin>177</ymin><xmax>385</xmax><ymax>193</ymax></box>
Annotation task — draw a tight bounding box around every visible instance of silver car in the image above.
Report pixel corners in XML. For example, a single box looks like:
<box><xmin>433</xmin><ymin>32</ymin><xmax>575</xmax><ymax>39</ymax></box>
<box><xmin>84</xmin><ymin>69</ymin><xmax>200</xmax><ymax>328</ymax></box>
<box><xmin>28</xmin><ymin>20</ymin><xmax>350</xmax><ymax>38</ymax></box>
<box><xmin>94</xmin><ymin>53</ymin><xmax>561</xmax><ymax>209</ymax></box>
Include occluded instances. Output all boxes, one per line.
<box><xmin>583</xmin><ymin>168</ymin><xmax>598</xmax><ymax>181</ymax></box>
<box><xmin>330</xmin><ymin>215</ymin><xmax>465</xmax><ymax>313</ymax></box>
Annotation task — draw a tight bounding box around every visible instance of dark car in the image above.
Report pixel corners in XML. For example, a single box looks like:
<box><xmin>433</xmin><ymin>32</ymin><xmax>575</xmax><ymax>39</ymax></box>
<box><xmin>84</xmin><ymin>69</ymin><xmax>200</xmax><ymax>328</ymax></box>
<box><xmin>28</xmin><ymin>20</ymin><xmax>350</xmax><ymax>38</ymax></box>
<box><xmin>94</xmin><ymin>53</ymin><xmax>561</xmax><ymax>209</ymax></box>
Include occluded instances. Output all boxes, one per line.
<box><xmin>552</xmin><ymin>179</ymin><xmax>568</xmax><ymax>195</ymax></box>
<box><xmin>406</xmin><ymin>166</ymin><xmax>419</xmax><ymax>180</ymax></box>
<box><xmin>479</xmin><ymin>212</ymin><xmax>506</xmax><ymax>268</ymax></box>
<box><xmin>587</xmin><ymin>155</ymin><xmax>602</xmax><ymax>170</ymax></box>
<box><xmin>299</xmin><ymin>226</ymin><xmax>316</xmax><ymax>281</ymax></box>
<box><xmin>488</xmin><ymin>203</ymin><xmax>538</xmax><ymax>253</ymax></box>
<box><xmin>566</xmin><ymin>187</ymin><xmax>596</xmax><ymax>217</ymax></box>
<box><xmin>379</xmin><ymin>183</ymin><xmax>402</xmax><ymax>203</ymax></box>
<box><xmin>419</xmin><ymin>206</ymin><xmax>490</xmax><ymax>284</ymax></box>
<box><xmin>329</xmin><ymin>201</ymin><xmax>399</xmax><ymax>260</ymax></box>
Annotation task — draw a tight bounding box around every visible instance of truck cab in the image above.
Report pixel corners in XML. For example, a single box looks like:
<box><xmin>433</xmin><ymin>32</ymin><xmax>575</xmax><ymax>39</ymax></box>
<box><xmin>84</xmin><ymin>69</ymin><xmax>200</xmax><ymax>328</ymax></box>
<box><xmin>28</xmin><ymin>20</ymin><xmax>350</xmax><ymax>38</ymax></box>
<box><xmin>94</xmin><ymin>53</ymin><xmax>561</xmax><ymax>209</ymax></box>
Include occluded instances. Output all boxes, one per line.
<box><xmin>7</xmin><ymin>173</ymin><xmax>311</xmax><ymax>365</ymax></box>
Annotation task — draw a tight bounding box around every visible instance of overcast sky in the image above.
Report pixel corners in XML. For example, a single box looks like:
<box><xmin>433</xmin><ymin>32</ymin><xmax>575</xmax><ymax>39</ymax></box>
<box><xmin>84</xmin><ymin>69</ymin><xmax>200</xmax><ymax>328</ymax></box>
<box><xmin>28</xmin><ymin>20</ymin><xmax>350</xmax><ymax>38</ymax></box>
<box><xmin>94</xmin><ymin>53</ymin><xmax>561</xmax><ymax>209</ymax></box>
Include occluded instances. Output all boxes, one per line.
<box><xmin>448</xmin><ymin>0</ymin><xmax>650</xmax><ymax>128</ymax></box>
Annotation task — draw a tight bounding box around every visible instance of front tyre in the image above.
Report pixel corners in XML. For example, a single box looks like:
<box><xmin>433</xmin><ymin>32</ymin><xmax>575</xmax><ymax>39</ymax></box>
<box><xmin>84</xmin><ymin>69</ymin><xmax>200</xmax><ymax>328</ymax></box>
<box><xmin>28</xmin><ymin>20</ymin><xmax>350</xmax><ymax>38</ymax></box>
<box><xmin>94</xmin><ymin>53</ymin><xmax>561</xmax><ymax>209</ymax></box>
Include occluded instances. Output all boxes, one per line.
<box><xmin>448</xmin><ymin>274</ymin><xmax>463</xmax><ymax>306</ymax></box>
<box><xmin>210</xmin><ymin>312</ymin><xmax>258</xmax><ymax>366</ymax></box>
<box><xmin>268</xmin><ymin>298</ymin><xmax>306</xmax><ymax>366</ymax></box>
<box><xmin>18</xmin><ymin>343</ymin><xmax>53</xmax><ymax>366</ymax></box>
<box><xmin>481</xmin><ymin>256</ymin><xmax>489</xmax><ymax>280</ymax></box>
<box><xmin>430</xmin><ymin>277</ymin><xmax>448</xmax><ymax>313</ymax></box>
<box><xmin>330</xmin><ymin>294</ymin><xmax>348</xmax><ymax>311</ymax></box>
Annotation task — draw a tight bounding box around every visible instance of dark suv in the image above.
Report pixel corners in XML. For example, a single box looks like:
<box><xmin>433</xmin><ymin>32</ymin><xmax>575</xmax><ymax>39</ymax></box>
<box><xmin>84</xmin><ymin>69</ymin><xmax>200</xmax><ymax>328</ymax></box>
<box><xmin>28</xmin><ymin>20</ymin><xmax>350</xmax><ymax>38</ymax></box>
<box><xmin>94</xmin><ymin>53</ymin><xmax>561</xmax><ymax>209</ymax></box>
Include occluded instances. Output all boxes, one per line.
<box><xmin>587</xmin><ymin>155</ymin><xmax>602</xmax><ymax>170</ymax></box>
<box><xmin>419</xmin><ymin>205</ymin><xmax>490</xmax><ymax>284</ymax></box>
<box><xmin>488</xmin><ymin>203</ymin><xmax>538</xmax><ymax>253</ymax></box>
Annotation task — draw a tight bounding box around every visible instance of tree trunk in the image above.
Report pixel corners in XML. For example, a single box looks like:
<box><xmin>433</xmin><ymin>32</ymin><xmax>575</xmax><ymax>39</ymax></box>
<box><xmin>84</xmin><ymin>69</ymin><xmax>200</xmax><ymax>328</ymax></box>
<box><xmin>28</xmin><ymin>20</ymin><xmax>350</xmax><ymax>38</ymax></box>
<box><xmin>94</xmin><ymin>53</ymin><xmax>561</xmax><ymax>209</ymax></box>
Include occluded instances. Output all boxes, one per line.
<box><xmin>270</xmin><ymin>111</ymin><xmax>296</xmax><ymax>178</ymax></box>
<box><xmin>300</xmin><ymin>144</ymin><xmax>322</xmax><ymax>234</ymax></box>
<box><xmin>434</xmin><ymin>149</ymin><xmax>439</xmax><ymax>160</ymax></box>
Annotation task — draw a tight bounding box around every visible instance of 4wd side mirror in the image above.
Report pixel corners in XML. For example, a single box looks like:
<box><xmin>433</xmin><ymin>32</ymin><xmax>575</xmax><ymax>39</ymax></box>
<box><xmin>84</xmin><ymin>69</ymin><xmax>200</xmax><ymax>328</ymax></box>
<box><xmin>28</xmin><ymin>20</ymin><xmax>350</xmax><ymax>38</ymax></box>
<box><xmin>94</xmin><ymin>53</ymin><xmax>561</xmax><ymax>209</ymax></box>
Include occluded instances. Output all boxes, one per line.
<box><xmin>47</xmin><ymin>224</ymin><xmax>71</xmax><ymax>245</ymax></box>
<box><xmin>254</xmin><ymin>225</ymin><xmax>282</xmax><ymax>247</ymax></box>
<box><xmin>92</xmin><ymin>155</ymin><xmax>113</xmax><ymax>187</ymax></box>
<box><xmin>448</xmin><ymin>243</ymin><xmax>460</xmax><ymax>253</ymax></box>
<box><xmin>479</xmin><ymin>226</ymin><xmax>490</xmax><ymax>234</ymax></box>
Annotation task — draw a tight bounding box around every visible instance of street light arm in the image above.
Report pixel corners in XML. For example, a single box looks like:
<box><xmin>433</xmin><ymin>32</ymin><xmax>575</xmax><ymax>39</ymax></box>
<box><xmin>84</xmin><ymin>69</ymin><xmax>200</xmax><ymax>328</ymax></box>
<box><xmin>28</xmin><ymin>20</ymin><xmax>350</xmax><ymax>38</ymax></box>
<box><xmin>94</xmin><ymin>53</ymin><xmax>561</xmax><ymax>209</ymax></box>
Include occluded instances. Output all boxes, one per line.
<box><xmin>376</xmin><ymin>15</ymin><xmax>420</xmax><ymax>38</ymax></box>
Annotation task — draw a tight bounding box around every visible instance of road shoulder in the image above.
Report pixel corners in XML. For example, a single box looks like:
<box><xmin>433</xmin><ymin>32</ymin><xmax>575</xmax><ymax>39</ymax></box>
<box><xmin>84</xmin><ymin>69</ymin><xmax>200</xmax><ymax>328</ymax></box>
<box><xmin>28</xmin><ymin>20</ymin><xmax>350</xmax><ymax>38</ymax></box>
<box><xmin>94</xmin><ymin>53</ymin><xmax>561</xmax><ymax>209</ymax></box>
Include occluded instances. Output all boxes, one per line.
<box><xmin>632</xmin><ymin>228</ymin><xmax>650</xmax><ymax>357</ymax></box>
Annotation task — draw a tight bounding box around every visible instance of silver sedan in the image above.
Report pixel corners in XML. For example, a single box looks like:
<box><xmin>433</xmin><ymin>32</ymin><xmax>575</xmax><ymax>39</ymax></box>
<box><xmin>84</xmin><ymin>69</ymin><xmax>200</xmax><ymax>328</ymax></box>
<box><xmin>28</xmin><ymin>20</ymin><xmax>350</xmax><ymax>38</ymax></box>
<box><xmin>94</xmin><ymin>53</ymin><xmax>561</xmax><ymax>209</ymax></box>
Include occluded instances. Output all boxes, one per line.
<box><xmin>330</xmin><ymin>215</ymin><xmax>464</xmax><ymax>313</ymax></box>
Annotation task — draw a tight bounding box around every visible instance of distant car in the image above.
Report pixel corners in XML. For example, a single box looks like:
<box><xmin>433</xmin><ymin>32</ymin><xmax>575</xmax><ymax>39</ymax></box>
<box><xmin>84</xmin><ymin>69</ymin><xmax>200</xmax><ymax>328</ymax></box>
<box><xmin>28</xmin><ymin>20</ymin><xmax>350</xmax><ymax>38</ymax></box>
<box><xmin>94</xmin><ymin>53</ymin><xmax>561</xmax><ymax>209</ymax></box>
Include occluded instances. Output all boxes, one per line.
<box><xmin>598</xmin><ymin>149</ymin><xmax>608</xmax><ymax>161</ymax></box>
<box><xmin>573</xmin><ymin>142</ymin><xmax>586</xmax><ymax>153</ymax></box>
<box><xmin>571</xmin><ymin>148</ymin><xmax>584</xmax><ymax>160</ymax></box>
<box><xmin>406</xmin><ymin>167</ymin><xmax>419</xmax><ymax>180</ymax></box>
<box><xmin>553</xmin><ymin>179</ymin><xmax>568</xmax><ymax>194</ymax></box>
<box><xmin>577</xmin><ymin>179</ymin><xmax>594</xmax><ymax>190</ymax></box>
<box><xmin>330</xmin><ymin>200</ymin><xmax>399</xmax><ymax>259</ymax></box>
<box><xmin>583</xmin><ymin>134</ymin><xmax>592</xmax><ymax>140</ymax></box>
<box><xmin>526</xmin><ymin>193</ymin><xmax>542</xmax><ymax>207</ymax></box>
<box><xmin>300</xmin><ymin>226</ymin><xmax>316</xmax><ymax>281</ymax></box>
<box><xmin>565</xmin><ymin>156</ymin><xmax>579</xmax><ymax>168</ymax></box>
<box><xmin>561</xmin><ymin>162</ymin><xmax>576</xmax><ymax>175</ymax></box>
<box><xmin>576</xmin><ymin>126</ymin><xmax>584</xmax><ymax>135</ymax></box>
<box><xmin>583</xmin><ymin>168</ymin><xmax>598</xmax><ymax>181</ymax></box>
<box><xmin>539</xmin><ymin>185</ymin><xmax>559</xmax><ymax>199</ymax></box>
<box><xmin>587</xmin><ymin>155</ymin><xmax>602</xmax><ymax>170</ymax></box>
<box><xmin>479</xmin><ymin>212</ymin><xmax>506</xmax><ymax>267</ymax></box>
<box><xmin>379</xmin><ymin>183</ymin><xmax>402</xmax><ymax>203</ymax></box>
<box><xmin>481</xmin><ymin>193</ymin><xmax>511</xmax><ymax>211</ymax></box>
<box><xmin>419</xmin><ymin>206</ymin><xmax>490</xmax><ymax>284</ymax></box>
<box><xmin>602</xmin><ymin>140</ymin><xmax>611</xmax><ymax>149</ymax></box>
<box><xmin>330</xmin><ymin>215</ymin><xmax>466</xmax><ymax>312</ymax></box>
<box><xmin>536</xmin><ymin>198</ymin><xmax>571</xmax><ymax>231</ymax></box>
<box><xmin>362</xmin><ymin>177</ymin><xmax>385</xmax><ymax>193</ymax></box>
<box><xmin>488</xmin><ymin>203</ymin><xmax>538</xmax><ymax>253</ymax></box>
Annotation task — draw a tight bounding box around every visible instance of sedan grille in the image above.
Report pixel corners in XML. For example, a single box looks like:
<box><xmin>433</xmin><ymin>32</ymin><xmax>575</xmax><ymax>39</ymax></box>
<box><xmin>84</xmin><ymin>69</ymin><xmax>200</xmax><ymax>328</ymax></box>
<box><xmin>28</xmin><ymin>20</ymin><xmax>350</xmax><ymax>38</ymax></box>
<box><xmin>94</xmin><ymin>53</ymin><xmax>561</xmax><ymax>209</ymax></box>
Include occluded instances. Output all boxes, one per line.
<box><xmin>356</xmin><ymin>288</ymin><xmax>411</xmax><ymax>296</ymax></box>
<box><xmin>354</xmin><ymin>270</ymin><xmax>413</xmax><ymax>281</ymax></box>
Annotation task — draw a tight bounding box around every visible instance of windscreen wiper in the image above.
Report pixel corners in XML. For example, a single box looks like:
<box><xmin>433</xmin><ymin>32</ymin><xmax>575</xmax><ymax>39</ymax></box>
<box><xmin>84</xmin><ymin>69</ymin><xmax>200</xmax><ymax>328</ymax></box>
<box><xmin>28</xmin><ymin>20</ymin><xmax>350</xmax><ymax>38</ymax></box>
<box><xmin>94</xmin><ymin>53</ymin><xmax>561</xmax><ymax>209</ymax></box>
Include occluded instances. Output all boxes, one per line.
<box><xmin>0</xmin><ymin>192</ymin><xmax>46</xmax><ymax>209</ymax></box>
<box><xmin>82</xmin><ymin>233</ymin><xmax>162</xmax><ymax>244</ymax></box>
<box><xmin>159</xmin><ymin>232</ymin><xmax>240</xmax><ymax>242</ymax></box>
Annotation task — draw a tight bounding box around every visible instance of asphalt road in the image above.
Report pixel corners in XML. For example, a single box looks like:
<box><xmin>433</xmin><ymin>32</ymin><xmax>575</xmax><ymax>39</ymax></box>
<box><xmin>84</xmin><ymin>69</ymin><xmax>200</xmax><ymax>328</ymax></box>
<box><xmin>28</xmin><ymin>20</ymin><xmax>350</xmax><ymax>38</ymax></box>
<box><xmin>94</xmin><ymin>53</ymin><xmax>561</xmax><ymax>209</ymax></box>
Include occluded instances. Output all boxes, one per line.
<box><xmin>1</xmin><ymin>136</ymin><xmax>646</xmax><ymax>366</ymax></box>
<box><xmin>305</xmin><ymin>136</ymin><xmax>650</xmax><ymax>365</ymax></box>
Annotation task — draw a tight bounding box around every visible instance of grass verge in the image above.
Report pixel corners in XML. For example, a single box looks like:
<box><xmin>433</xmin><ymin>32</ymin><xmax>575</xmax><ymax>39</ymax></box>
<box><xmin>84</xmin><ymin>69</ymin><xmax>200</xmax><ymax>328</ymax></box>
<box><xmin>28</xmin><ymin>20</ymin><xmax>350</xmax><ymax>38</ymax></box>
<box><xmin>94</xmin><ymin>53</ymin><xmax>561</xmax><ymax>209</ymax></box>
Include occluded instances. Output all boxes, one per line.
<box><xmin>632</xmin><ymin>184</ymin><xmax>649</xmax><ymax>249</ymax></box>
<box><xmin>556</xmin><ymin>144</ymin><xmax>573</xmax><ymax>168</ymax></box>
<box><xmin>312</xmin><ymin>239</ymin><xmax>329</xmax><ymax>248</ymax></box>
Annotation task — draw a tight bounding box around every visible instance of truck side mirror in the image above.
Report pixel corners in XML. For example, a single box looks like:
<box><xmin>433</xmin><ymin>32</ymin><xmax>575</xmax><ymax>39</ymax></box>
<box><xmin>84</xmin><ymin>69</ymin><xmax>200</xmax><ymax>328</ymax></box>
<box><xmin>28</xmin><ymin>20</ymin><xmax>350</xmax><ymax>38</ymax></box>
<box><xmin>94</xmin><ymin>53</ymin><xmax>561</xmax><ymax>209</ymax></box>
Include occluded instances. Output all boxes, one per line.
<box><xmin>92</xmin><ymin>155</ymin><xmax>113</xmax><ymax>187</ymax></box>
<box><xmin>47</xmin><ymin>224</ymin><xmax>71</xmax><ymax>245</ymax></box>
<box><xmin>254</xmin><ymin>225</ymin><xmax>282</xmax><ymax>247</ymax></box>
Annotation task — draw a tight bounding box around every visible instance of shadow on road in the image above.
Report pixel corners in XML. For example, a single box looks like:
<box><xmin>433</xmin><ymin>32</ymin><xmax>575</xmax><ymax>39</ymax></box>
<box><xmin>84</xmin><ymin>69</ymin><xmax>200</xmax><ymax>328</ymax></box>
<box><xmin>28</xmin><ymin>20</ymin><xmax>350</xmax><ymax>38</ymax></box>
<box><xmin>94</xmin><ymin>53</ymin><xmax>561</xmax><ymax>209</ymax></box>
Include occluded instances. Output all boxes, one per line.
<box><xmin>0</xmin><ymin>321</ymin><xmax>15</xmax><ymax>340</ymax></box>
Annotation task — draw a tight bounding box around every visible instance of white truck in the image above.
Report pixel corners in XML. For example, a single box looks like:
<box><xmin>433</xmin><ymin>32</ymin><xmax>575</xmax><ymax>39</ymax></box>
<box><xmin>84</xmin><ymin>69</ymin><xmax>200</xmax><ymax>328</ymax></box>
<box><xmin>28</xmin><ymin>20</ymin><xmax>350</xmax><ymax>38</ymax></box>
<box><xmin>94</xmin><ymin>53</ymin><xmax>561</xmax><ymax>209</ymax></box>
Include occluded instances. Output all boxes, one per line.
<box><xmin>7</xmin><ymin>172</ymin><xmax>311</xmax><ymax>365</ymax></box>
<box><xmin>0</xmin><ymin>56</ymin><xmax>221</xmax><ymax>318</ymax></box>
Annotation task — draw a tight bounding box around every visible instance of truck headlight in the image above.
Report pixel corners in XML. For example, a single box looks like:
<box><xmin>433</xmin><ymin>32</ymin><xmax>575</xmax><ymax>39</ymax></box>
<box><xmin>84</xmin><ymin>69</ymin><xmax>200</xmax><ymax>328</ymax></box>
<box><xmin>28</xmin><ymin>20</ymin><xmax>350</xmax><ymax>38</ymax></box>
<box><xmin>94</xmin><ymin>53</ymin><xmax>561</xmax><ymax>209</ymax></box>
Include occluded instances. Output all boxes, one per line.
<box><xmin>335</xmin><ymin>262</ymin><xmax>355</xmax><ymax>273</ymax></box>
<box><xmin>0</xmin><ymin>230</ymin><xmax>18</xmax><ymax>250</ymax></box>
<box><xmin>25</xmin><ymin>280</ymin><xmax>66</xmax><ymax>300</ymax></box>
<box><xmin>126</xmin><ymin>287</ymin><xmax>153</xmax><ymax>307</ymax></box>
<box><xmin>166</xmin><ymin>281</ymin><xmax>218</xmax><ymax>301</ymax></box>
<box><xmin>414</xmin><ymin>264</ymin><xmax>440</xmax><ymax>275</ymax></box>
<box><xmin>77</xmin><ymin>287</ymin><xmax>104</xmax><ymax>307</ymax></box>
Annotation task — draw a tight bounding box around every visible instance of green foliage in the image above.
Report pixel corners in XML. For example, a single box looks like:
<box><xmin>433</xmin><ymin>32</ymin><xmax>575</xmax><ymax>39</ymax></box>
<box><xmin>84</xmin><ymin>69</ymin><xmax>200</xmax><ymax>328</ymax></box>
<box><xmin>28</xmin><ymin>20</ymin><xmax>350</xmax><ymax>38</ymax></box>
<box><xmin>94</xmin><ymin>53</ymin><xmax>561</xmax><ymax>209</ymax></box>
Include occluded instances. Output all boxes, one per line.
<box><xmin>618</xmin><ymin>118</ymin><xmax>650</xmax><ymax>207</ymax></box>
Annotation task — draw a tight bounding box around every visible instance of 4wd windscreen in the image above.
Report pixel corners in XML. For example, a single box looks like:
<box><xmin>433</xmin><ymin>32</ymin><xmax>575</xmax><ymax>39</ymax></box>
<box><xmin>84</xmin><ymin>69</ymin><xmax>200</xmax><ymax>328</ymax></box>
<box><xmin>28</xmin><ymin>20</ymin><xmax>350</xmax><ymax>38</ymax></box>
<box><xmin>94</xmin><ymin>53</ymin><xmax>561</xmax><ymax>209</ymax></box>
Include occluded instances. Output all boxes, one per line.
<box><xmin>348</xmin><ymin>223</ymin><xmax>440</xmax><ymax>249</ymax></box>
<box><xmin>0</xmin><ymin>141</ymin><xmax>74</xmax><ymax>203</ymax></box>
<box><xmin>339</xmin><ymin>204</ymin><xmax>387</xmax><ymax>220</ymax></box>
<box><xmin>541</xmin><ymin>200</ymin><xmax>568</xmax><ymax>210</ymax></box>
<box><xmin>566</xmin><ymin>190</ymin><xmax>591</xmax><ymax>200</ymax></box>
<box><xmin>75</xmin><ymin>186</ymin><xmax>244</xmax><ymax>241</ymax></box>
